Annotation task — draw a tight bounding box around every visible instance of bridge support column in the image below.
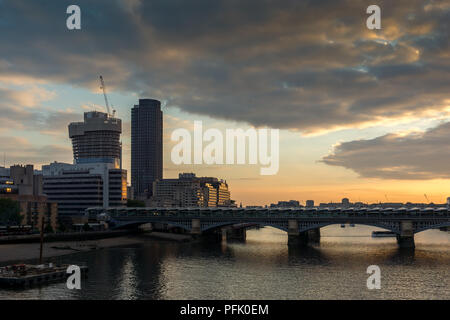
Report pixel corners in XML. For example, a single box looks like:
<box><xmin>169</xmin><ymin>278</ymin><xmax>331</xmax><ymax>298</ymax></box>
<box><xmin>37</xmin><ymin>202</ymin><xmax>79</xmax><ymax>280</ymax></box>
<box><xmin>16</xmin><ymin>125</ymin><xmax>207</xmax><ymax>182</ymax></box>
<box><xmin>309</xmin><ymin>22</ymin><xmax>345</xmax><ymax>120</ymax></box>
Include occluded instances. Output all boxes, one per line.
<box><xmin>397</xmin><ymin>221</ymin><xmax>415</xmax><ymax>249</ymax></box>
<box><xmin>227</xmin><ymin>228</ymin><xmax>246</xmax><ymax>241</ymax></box>
<box><xmin>221</xmin><ymin>228</ymin><xmax>227</xmax><ymax>242</ymax></box>
<box><xmin>191</xmin><ymin>219</ymin><xmax>202</xmax><ymax>237</ymax></box>
<box><xmin>288</xmin><ymin>220</ymin><xmax>308</xmax><ymax>246</ymax></box>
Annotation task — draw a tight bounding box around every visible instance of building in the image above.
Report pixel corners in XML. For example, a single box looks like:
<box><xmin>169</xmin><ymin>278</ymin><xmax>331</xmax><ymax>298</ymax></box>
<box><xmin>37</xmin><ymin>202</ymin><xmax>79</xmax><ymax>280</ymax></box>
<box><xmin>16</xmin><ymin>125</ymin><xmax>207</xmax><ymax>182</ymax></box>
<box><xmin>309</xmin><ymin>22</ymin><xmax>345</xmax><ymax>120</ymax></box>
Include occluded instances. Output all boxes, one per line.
<box><xmin>0</xmin><ymin>165</ymin><xmax>58</xmax><ymax>232</ymax></box>
<box><xmin>42</xmin><ymin>110</ymin><xmax>127</xmax><ymax>223</ymax></box>
<box><xmin>342</xmin><ymin>198</ymin><xmax>350</xmax><ymax>206</ymax></box>
<box><xmin>9</xmin><ymin>164</ymin><xmax>43</xmax><ymax>196</ymax></box>
<box><xmin>42</xmin><ymin>162</ymin><xmax>127</xmax><ymax>217</ymax></box>
<box><xmin>150</xmin><ymin>173</ymin><xmax>234</xmax><ymax>208</ymax></box>
<box><xmin>270</xmin><ymin>200</ymin><xmax>301</xmax><ymax>208</ymax></box>
<box><xmin>305</xmin><ymin>200</ymin><xmax>315</xmax><ymax>207</ymax></box>
<box><xmin>0</xmin><ymin>194</ymin><xmax>58</xmax><ymax>232</ymax></box>
<box><xmin>0</xmin><ymin>177</ymin><xmax>17</xmax><ymax>195</ymax></box>
<box><xmin>131</xmin><ymin>99</ymin><xmax>163</xmax><ymax>198</ymax></box>
<box><xmin>127</xmin><ymin>185</ymin><xmax>134</xmax><ymax>200</ymax></box>
<box><xmin>68</xmin><ymin>111</ymin><xmax>122</xmax><ymax>168</ymax></box>
<box><xmin>0</xmin><ymin>166</ymin><xmax>10</xmax><ymax>178</ymax></box>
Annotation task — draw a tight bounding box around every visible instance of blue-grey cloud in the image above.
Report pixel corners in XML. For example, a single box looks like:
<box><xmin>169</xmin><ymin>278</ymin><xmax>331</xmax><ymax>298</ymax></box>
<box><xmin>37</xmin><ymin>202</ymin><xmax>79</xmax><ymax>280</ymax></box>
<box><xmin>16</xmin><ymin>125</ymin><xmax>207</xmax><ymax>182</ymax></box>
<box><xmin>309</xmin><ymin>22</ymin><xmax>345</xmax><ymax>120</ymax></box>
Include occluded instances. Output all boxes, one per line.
<box><xmin>321</xmin><ymin>122</ymin><xmax>450</xmax><ymax>180</ymax></box>
<box><xmin>0</xmin><ymin>0</ymin><xmax>448</xmax><ymax>134</ymax></box>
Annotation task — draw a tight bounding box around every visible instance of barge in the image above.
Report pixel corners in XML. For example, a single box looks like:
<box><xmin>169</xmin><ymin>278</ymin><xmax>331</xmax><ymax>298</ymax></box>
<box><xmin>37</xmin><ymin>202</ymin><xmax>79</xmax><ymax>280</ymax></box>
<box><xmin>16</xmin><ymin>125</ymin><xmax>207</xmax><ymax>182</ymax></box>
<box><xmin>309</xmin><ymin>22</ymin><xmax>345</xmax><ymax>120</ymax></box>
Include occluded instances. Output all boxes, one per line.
<box><xmin>0</xmin><ymin>263</ymin><xmax>88</xmax><ymax>288</ymax></box>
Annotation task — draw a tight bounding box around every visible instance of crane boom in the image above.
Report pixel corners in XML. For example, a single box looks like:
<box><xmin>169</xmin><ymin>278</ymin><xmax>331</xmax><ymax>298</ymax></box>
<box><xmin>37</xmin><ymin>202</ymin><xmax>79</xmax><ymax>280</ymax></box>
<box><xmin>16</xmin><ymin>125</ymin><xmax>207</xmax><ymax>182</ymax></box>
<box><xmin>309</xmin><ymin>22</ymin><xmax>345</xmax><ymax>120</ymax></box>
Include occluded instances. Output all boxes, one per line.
<box><xmin>99</xmin><ymin>75</ymin><xmax>111</xmax><ymax>115</ymax></box>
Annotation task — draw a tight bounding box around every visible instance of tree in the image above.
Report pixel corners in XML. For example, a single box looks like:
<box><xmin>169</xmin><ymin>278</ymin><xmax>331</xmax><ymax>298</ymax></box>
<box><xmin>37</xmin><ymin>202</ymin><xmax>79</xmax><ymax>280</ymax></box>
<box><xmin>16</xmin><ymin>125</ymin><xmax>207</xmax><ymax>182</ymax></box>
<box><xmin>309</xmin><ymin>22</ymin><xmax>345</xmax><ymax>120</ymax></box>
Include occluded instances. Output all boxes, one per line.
<box><xmin>0</xmin><ymin>198</ymin><xmax>23</xmax><ymax>226</ymax></box>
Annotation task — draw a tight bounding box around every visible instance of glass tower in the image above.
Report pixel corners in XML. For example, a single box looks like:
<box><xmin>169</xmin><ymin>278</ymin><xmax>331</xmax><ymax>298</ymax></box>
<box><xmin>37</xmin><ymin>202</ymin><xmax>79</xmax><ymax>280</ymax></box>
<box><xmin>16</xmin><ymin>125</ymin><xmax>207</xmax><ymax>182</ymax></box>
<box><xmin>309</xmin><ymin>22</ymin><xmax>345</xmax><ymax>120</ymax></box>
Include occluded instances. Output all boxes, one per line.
<box><xmin>131</xmin><ymin>99</ymin><xmax>163</xmax><ymax>198</ymax></box>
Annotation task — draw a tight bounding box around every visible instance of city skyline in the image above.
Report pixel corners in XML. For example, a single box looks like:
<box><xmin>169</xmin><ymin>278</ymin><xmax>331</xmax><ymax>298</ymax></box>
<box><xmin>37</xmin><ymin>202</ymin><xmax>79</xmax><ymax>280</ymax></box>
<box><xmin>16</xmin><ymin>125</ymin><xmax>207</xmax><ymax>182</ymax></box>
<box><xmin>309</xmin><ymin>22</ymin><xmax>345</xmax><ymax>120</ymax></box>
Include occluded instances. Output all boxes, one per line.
<box><xmin>1</xmin><ymin>0</ymin><xmax>450</xmax><ymax>206</ymax></box>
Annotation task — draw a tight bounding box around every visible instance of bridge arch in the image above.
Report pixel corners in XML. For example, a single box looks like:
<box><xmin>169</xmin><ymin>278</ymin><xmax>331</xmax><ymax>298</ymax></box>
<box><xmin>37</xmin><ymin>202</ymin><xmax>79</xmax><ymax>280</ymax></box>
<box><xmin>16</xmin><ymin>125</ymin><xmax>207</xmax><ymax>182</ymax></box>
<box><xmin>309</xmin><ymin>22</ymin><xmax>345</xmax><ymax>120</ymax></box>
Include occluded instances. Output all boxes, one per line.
<box><xmin>414</xmin><ymin>221</ymin><xmax>450</xmax><ymax>234</ymax></box>
<box><xmin>297</xmin><ymin>222</ymin><xmax>400</xmax><ymax>234</ymax></box>
<box><xmin>201</xmin><ymin>222</ymin><xmax>289</xmax><ymax>233</ymax></box>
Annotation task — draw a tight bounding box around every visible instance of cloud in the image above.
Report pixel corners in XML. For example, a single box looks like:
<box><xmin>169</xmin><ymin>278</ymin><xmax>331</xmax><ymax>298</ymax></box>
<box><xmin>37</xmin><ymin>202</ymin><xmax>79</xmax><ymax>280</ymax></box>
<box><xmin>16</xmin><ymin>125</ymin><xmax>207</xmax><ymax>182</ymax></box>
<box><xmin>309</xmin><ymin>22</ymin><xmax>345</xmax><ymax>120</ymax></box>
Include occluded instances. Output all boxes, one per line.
<box><xmin>0</xmin><ymin>85</ymin><xmax>80</xmax><ymax>135</ymax></box>
<box><xmin>0</xmin><ymin>0</ymin><xmax>448</xmax><ymax>134</ymax></box>
<box><xmin>321</xmin><ymin>122</ymin><xmax>450</xmax><ymax>180</ymax></box>
<box><xmin>0</xmin><ymin>136</ymin><xmax>72</xmax><ymax>166</ymax></box>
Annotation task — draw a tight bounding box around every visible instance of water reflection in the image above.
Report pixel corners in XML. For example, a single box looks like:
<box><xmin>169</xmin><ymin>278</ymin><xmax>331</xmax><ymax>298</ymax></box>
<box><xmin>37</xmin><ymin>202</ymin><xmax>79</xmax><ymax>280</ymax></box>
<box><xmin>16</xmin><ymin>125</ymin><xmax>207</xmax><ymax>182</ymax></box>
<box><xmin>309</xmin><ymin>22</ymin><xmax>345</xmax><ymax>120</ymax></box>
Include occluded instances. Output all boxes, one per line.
<box><xmin>0</xmin><ymin>226</ymin><xmax>448</xmax><ymax>300</ymax></box>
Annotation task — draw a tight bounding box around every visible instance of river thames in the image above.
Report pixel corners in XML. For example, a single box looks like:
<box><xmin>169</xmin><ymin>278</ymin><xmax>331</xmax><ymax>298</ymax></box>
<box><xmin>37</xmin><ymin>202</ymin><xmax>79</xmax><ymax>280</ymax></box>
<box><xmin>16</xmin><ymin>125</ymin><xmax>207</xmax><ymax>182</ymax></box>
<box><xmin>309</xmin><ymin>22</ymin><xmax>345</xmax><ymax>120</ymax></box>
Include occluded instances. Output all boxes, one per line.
<box><xmin>0</xmin><ymin>225</ymin><xmax>448</xmax><ymax>300</ymax></box>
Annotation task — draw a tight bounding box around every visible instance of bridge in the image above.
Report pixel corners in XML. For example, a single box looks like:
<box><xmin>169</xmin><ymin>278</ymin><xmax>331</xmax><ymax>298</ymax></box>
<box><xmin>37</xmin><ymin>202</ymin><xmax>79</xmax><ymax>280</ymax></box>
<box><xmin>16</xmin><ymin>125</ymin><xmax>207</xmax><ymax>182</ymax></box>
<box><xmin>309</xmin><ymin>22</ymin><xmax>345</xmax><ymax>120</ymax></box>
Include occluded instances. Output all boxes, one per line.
<box><xmin>85</xmin><ymin>207</ymin><xmax>450</xmax><ymax>248</ymax></box>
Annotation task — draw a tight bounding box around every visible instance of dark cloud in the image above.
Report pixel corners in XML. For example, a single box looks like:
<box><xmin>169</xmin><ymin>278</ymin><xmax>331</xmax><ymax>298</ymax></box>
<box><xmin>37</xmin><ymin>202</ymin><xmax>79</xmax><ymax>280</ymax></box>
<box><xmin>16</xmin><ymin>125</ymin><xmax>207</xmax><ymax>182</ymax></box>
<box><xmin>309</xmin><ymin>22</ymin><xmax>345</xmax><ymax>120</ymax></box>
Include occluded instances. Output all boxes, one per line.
<box><xmin>0</xmin><ymin>0</ymin><xmax>448</xmax><ymax>133</ymax></box>
<box><xmin>321</xmin><ymin>122</ymin><xmax>450</xmax><ymax>180</ymax></box>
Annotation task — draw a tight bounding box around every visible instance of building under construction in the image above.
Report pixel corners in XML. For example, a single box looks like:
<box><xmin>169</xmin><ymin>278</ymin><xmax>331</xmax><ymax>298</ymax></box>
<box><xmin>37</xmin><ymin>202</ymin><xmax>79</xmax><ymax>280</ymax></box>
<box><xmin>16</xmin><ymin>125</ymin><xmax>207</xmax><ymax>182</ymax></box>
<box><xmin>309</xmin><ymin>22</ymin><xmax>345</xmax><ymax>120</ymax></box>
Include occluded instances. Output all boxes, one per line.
<box><xmin>68</xmin><ymin>111</ymin><xmax>122</xmax><ymax>167</ymax></box>
<box><xmin>42</xmin><ymin>77</ymin><xmax>127</xmax><ymax>222</ymax></box>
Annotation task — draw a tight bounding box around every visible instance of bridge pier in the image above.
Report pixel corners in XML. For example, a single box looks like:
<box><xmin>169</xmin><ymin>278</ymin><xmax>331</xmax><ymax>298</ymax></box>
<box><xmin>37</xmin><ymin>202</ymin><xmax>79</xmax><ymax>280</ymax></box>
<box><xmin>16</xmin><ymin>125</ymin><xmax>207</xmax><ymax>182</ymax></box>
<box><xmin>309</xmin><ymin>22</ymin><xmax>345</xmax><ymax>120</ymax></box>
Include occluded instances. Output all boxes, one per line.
<box><xmin>397</xmin><ymin>221</ymin><xmax>415</xmax><ymax>249</ymax></box>
<box><xmin>217</xmin><ymin>227</ymin><xmax>247</xmax><ymax>243</ymax></box>
<box><xmin>191</xmin><ymin>219</ymin><xmax>202</xmax><ymax>238</ymax></box>
<box><xmin>287</xmin><ymin>220</ymin><xmax>321</xmax><ymax>246</ymax></box>
<box><xmin>227</xmin><ymin>228</ymin><xmax>246</xmax><ymax>241</ymax></box>
<box><xmin>288</xmin><ymin>220</ymin><xmax>307</xmax><ymax>246</ymax></box>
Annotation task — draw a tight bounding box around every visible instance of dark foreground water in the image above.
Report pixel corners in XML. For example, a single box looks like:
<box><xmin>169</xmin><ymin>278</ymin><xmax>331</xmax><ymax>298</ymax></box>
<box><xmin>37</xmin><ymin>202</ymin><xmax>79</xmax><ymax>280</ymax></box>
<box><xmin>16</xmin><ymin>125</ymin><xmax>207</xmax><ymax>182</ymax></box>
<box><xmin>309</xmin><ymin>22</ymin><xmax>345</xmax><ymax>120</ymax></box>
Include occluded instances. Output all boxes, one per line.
<box><xmin>0</xmin><ymin>225</ymin><xmax>449</xmax><ymax>300</ymax></box>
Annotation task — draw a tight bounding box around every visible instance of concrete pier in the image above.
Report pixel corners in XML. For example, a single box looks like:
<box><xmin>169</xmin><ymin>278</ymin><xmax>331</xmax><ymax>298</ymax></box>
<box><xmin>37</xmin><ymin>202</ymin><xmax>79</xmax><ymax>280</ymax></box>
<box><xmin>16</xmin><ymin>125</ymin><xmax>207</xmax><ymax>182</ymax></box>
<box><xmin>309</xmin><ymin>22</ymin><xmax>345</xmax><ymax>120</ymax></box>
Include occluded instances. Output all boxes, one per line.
<box><xmin>288</xmin><ymin>220</ymin><xmax>321</xmax><ymax>246</ymax></box>
<box><xmin>226</xmin><ymin>228</ymin><xmax>246</xmax><ymax>241</ymax></box>
<box><xmin>191</xmin><ymin>219</ymin><xmax>202</xmax><ymax>236</ymax></box>
<box><xmin>397</xmin><ymin>221</ymin><xmax>415</xmax><ymax>248</ymax></box>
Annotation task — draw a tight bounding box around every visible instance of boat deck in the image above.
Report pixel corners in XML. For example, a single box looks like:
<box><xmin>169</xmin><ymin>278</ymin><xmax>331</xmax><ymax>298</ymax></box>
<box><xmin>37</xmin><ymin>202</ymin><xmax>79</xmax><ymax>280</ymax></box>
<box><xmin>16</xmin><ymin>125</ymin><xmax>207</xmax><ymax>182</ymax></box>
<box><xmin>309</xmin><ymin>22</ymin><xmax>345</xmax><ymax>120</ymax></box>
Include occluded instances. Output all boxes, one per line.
<box><xmin>0</xmin><ymin>264</ymin><xmax>88</xmax><ymax>288</ymax></box>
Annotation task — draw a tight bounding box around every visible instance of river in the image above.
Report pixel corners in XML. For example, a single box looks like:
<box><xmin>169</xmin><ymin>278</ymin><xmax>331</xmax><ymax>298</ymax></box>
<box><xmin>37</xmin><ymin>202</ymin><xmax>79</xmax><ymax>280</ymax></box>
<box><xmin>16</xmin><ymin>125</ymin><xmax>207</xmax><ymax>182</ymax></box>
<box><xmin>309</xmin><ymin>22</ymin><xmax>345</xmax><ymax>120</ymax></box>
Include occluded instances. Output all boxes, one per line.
<box><xmin>0</xmin><ymin>225</ymin><xmax>448</xmax><ymax>300</ymax></box>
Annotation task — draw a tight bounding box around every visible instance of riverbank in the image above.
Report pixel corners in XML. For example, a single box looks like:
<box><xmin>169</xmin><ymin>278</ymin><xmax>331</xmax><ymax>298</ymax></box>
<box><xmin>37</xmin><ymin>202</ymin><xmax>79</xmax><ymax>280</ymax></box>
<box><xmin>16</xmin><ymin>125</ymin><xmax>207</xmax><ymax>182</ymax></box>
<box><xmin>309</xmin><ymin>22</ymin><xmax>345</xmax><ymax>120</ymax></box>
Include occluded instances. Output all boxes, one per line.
<box><xmin>0</xmin><ymin>231</ymin><xmax>197</xmax><ymax>265</ymax></box>
<box><xmin>0</xmin><ymin>230</ymin><xmax>137</xmax><ymax>244</ymax></box>
<box><xmin>0</xmin><ymin>235</ymin><xmax>146</xmax><ymax>265</ymax></box>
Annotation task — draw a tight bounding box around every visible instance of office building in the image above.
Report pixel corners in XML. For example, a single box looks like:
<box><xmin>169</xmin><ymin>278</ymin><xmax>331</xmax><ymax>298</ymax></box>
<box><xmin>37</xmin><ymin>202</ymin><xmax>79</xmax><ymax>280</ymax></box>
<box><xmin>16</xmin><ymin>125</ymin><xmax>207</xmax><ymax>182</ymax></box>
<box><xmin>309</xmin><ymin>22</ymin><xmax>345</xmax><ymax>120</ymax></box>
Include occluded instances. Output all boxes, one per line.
<box><xmin>9</xmin><ymin>164</ymin><xmax>43</xmax><ymax>196</ymax></box>
<box><xmin>42</xmin><ymin>161</ymin><xmax>127</xmax><ymax>217</ymax></box>
<box><xmin>42</xmin><ymin>110</ymin><xmax>127</xmax><ymax>221</ymax></box>
<box><xmin>131</xmin><ymin>99</ymin><xmax>163</xmax><ymax>198</ymax></box>
<box><xmin>150</xmin><ymin>173</ymin><xmax>233</xmax><ymax>208</ymax></box>
<box><xmin>69</xmin><ymin>111</ymin><xmax>122</xmax><ymax>167</ymax></box>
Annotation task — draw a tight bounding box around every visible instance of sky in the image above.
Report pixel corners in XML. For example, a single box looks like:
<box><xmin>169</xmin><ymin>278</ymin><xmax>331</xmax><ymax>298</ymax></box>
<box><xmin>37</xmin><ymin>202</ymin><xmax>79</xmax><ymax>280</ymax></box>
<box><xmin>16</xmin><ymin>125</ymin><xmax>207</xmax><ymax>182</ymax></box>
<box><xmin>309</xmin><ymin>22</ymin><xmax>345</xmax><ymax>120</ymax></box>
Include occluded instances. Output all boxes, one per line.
<box><xmin>0</xmin><ymin>0</ymin><xmax>449</xmax><ymax>206</ymax></box>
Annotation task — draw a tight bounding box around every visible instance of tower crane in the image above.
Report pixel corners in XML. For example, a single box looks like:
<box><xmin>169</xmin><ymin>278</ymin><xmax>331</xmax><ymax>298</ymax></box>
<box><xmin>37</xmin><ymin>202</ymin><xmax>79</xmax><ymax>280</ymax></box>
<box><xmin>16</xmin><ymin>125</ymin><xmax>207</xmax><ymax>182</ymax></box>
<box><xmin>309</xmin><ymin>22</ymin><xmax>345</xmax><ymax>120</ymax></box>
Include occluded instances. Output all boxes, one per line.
<box><xmin>99</xmin><ymin>75</ymin><xmax>116</xmax><ymax>117</ymax></box>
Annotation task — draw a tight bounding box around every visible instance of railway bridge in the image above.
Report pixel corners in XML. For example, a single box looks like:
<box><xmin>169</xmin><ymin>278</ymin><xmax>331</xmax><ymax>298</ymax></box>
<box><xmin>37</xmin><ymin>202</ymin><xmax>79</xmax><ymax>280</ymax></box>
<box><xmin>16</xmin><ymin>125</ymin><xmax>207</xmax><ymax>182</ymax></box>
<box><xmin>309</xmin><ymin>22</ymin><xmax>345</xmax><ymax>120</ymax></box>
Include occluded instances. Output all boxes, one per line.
<box><xmin>85</xmin><ymin>207</ymin><xmax>450</xmax><ymax>248</ymax></box>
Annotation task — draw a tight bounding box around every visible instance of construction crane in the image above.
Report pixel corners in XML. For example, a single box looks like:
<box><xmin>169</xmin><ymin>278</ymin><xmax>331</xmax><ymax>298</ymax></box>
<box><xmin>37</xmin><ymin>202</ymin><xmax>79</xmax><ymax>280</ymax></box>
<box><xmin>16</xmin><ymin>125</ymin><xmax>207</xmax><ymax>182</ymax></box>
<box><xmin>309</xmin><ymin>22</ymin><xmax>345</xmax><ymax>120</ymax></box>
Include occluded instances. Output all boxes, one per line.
<box><xmin>424</xmin><ymin>194</ymin><xmax>430</xmax><ymax>203</ymax></box>
<box><xmin>99</xmin><ymin>75</ymin><xmax>115</xmax><ymax>117</ymax></box>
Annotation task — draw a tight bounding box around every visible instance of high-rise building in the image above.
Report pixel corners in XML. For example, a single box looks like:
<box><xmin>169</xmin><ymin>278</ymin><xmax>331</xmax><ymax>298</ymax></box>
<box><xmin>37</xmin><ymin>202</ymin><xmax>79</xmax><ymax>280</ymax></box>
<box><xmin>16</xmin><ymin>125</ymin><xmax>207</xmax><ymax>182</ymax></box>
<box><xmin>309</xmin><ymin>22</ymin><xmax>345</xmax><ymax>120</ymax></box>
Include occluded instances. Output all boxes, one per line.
<box><xmin>131</xmin><ymin>99</ymin><xmax>163</xmax><ymax>198</ymax></box>
<box><xmin>150</xmin><ymin>173</ymin><xmax>234</xmax><ymax>208</ymax></box>
<box><xmin>42</xmin><ymin>111</ymin><xmax>127</xmax><ymax>222</ymax></box>
<box><xmin>69</xmin><ymin>111</ymin><xmax>122</xmax><ymax>167</ymax></box>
